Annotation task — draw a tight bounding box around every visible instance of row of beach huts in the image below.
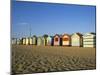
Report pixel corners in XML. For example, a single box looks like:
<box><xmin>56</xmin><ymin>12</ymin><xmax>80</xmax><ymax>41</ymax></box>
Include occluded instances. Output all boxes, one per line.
<box><xmin>11</xmin><ymin>32</ymin><xmax>96</xmax><ymax>47</ymax></box>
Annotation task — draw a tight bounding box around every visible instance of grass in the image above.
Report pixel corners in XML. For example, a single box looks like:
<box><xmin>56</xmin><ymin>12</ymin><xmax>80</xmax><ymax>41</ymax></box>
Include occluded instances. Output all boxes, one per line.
<box><xmin>12</xmin><ymin>45</ymin><xmax>96</xmax><ymax>74</ymax></box>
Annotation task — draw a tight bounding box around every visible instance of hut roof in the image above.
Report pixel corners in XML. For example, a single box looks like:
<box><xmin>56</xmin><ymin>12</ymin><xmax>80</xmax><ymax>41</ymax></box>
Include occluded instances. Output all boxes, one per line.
<box><xmin>84</xmin><ymin>32</ymin><xmax>96</xmax><ymax>36</ymax></box>
<box><xmin>12</xmin><ymin>38</ymin><xmax>17</xmax><ymax>40</ymax></box>
<box><xmin>54</xmin><ymin>34</ymin><xmax>62</xmax><ymax>38</ymax></box>
<box><xmin>82</xmin><ymin>32</ymin><xmax>96</xmax><ymax>38</ymax></box>
<box><xmin>62</xmin><ymin>33</ymin><xmax>70</xmax><ymax>37</ymax></box>
<box><xmin>71</xmin><ymin>32</ymin><xmax>83</xmax><ymax>38</ymax></box>
<box><xmin>47</xmin><ymin>36</ymin><xmax>53</xmax><ymax>39</ymax></box>
<box><xmin>22</xmin><ymin>37</ymin><xmax>26</xmax><ymax>39</ymax></box>
<box><xmin>50</xmin><ymin>36</ymin><xmax>53</xmax><ymax>38</ymax></box>
<box><xmin>89</xmin><ymin>32</ymin><xmax>96</xmax><ymax>35</ymax></box>
<box><xmin>76</xmin><ymin>33</ymin><xmax>83</xmax><ymax>36</ymax></box>
<box><xmin>33</xmin><ymin>35</ymin><xmax>37</xmax><ymax>37</ymax></box>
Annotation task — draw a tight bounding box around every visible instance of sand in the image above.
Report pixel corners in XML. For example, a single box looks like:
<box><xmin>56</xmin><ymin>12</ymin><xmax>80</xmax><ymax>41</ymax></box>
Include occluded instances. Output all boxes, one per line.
<box><xmin>12</xmin><ymin>45</ymin><xmax>96</xmax><ymax>74</ymax></box>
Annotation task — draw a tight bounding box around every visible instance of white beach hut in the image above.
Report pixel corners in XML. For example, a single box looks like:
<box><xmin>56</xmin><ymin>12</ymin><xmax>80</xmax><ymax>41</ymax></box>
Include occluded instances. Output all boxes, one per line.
<box><xmin>71</xmin><ymin>33</ymin><xmax>83</xmax><ymax>47</ymax></box>
<box><xmin>16</xmin><ymin>38</ymin><xmax>20</xmax><ymax>45</ymax></box>
<box><xmin>20</xmin><ymin>38</ymin><xmax>23</xmax><ymax>45</ymax></box>
<box><xmin>17</xmin><ymin>38</ymin><xmax>23</xmax><ymax>45</ymax></box>
<box><xmin>42</xmin><ymin>34</ymin><xmax>48</xmax><ymax>46</ymax></box>
<box><xmin>42</xmin><ymin>37</ymin><xmax>46</xmax><ymax>46</ymax></box>
<box><xmin>32</xmin><ymin>35</ymin><xmax>37</xmax><ymax>45</ymax></box>
<box><xmin>37</xmin><ymin>37</ymin><xmax>43</xmax><ymax>46</ymax></box>
<box><xmin>47</xmin><ymin>36</ymin><xmax>53</xmax><ymax>46</ymax></box>
<box><xmin>11</xmin><ymin>38</ymin><xmax>17</xmax><ymax>45</ymax></box>
<box><xmin>83</xmin><ymin>33</ymin><xmax>96</xmax><ymax>47</ymax></box>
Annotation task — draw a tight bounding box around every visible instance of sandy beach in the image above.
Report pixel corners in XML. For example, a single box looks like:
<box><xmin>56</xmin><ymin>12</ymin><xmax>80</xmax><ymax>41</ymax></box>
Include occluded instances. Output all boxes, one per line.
<box><xmin>12</xmin><ymin>45</ymin><xmax>96</xmax><ymax>74</ymax></box>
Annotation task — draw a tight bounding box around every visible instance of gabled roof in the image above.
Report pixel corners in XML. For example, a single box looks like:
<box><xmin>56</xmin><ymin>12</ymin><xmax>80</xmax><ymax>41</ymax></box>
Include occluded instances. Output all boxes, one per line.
<box><xmin>32</xmin><ymin>35</ymin><xmax>37</xmax><ymax>37</ymax></box>
<box><xmin>12</xmin><ymin>38</ymin><xmax>17</xmax><ymax>40</ymax></box>
<box><xmin>89</xmin><ymin>32</ymin><xmax>96</xmax><ymax>35</ymax></box>
<box><xmin>76</xmin><ymin>33</ymin><xmax>83</xmax><ymax>36</ymax></box>
<box><xmin>47</xmin><ymin>36</ymin><xmax>53</xmax><ymax>38</ymax></box>
<box><xmin>82</xmin><ymin>32</ymin><xmax>96</xmax><ymax>38</ymax></box>
<box><xmin>71</xmin><ymin>32</ymin><xmax>83</xmax><ymax>38</ymax></box>
<box><xmin>53</xmin><ymin>34</ymin><xmax>61</xmax><ymax>38</ymax></box>
<box><xmin>62</xmin><ymin>33</ymin><xmax>70</xmax><ymax>37</ymax></box>
<box><xmin>84</xmin><ymin>32</ymin><xmax>96</xmax><ymax>36</ymax></box>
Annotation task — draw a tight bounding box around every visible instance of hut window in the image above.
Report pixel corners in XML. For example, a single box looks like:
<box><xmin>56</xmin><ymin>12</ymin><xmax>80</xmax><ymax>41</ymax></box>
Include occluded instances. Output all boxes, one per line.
<box><xmin>55</xmin><ymin>38</ymin><xmax>58</xmax><ymax>41</ymax></box>
<box><xmin>63</xmin><ymin>38</ymin><xmax>68</xmax><ymax>41</ymax></box>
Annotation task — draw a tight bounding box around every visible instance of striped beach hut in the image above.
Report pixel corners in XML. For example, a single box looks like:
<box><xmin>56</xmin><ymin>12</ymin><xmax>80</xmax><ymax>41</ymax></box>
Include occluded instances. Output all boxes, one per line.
<box><xmin>11</xmin><ymin>38</ymin><xmax>17</xmax><ymax>45</ymax></box>
<box><xmin>37</xmin><ymin>37</ymin><xmax>43</xmax><ymax>46</ymax></box>
<box><xmin>83</xmin><ymin>33</ymin><xmax>96</xmax><ymax>47</ymax></box>
<box><xmin>53</xmin><ymin>34</ymin><xmax>61</xmax><ymax>46</ymax></box>
<box><xmin>71</xmin><ymin>33</ymin><xmax>83</xmax><ymax>47</ymax></box>
<box><xmin>62</xmin><ymin>34</ymin><xmax>71</xmax><ymax>46</ymax></box>
<box><xmin>32</xmin><ymin>35</ymin><xmax>37</xmax><ymax>45</ymax></box>
<box><xmin>47</xmin><ymin>36</ymin><xmax>53</xmax><ymax>46</ymax></box>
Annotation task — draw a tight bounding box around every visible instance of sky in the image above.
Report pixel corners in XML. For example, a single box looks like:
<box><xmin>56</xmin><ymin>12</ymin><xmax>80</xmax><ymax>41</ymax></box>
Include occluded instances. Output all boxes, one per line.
<box><xmin>11</xmin><ymin>1</ymin><xmax>96</xmax><ymax>38</ymax></box>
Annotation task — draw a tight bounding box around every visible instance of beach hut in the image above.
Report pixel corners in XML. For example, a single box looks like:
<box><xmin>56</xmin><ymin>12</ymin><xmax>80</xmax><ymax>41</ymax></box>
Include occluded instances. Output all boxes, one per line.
<box><xmin>37</xmin><ymin>37</ymin><xmax>43</xmax><ymax>46</ymax></box>
<box><xmin>32</xmin><ymin>35</ymin><xmax>37</xmax><ymax>45</ymax></box>
<box><xmin>11</xmin><ymin>38</ymin><xmax>17</xmax><ymax>45</ymax></box>
<box><xmin>42</xmin><ymin>37</ymin><xmax>46</xmax><ymax>46</ymax></box>
<box><xmin>53</xmin><ymin>34</ymin><xmax>61</xmax><ymax>46</ymax></box>
<box><xmin>20</xmin><ymin>38</ymin><xmax>23</xmax><ymax>45</ymax></box>
<box><xmin>17</xmin><ymin>38</ymin><xmax>23</xmax><ymax>45</ymax></box>
<box><xmin>71</xmin><ymin>33</ymin><xmax>83</xmax><ymax>47</ymax></box>
<box><xmin>42</xmin><ymin>34</ymin><xmax>48</xmax><ymax>46</ymax></box>
<box><xmin>62</xmin><ymin>34</ymin><xmax>71</xmax><ymax>46</ymax></box>
<box><xmin>83</xmin><ymin>32</ymin><xmax>96</xmax><ymax>47</ymax></box>
<box><xmin>16</xmin><ymin>38</ymin><xmax>20</xmax><ymax>45</ymax></box>
<box><xmin>29</xmin><ymin>37</ymin><xmax>33</xmax><ymax>45</ymax></box>
<box><xmin>25</xmin><ymin>38</ymin><xmax>29</xmax><ymax>45</ymax></box>
<box><xmin>22</xmin><ymin>38</ymin><xmax>26</xmax><ymax>45</ymax></box>
<box><xmin>47</xmin><ymin>36</ymin><xmax>53</xmax><ymax>46</ymax></box>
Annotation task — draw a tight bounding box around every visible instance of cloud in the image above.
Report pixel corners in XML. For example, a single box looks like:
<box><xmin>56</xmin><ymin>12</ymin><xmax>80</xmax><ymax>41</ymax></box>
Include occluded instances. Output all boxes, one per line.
<box><xmin>17</xmin><ymin>22</ymin><xmax>29</xmax><ymax>26</ymax></box>
<box><xmin>19</xmin><ymin>22</ymin><xmax>28</xmax><ymax>25</ymax></box>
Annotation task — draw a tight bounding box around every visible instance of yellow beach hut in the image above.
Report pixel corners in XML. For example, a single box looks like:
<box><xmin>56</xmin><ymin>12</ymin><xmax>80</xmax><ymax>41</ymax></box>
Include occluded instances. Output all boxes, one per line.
<box><xmin>62</xmin><ymin>34</ymin><xmax>71</xmax><ymax>46</ymax></box>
